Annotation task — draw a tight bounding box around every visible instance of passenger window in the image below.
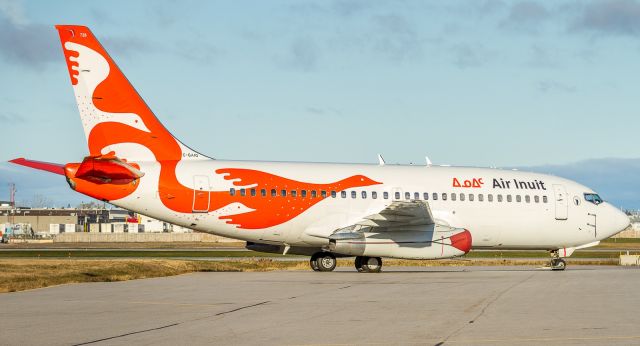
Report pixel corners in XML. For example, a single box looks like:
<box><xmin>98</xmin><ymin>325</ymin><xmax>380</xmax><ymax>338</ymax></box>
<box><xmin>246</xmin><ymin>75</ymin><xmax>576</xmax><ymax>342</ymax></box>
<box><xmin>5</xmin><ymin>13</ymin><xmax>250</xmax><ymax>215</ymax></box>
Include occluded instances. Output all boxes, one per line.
<box><xmin>351</xmin><ymin>191</ymin><xmax>356</xmax><ymax>199</ymax></box>
<box><xmin>271</xmin><ymin>189</ymin><xmax>277</xmax><ymax>197</ymax></box>
<box><xmin>341</xmin><ymin>191</ymin><xmax>347</xmax><ymax>198</ymax></box>
<box><xmin>469</xmin><ymin>194</ymin><xmax>474</xmax><ymax>202</ymax></box>
<box><xmin>261</xmin><ymin>189</ymin><xmax>267</xmax><ymax>197</ymax></box>
<box><xmin>372</xmin><ymin>191</ymin><xmax>378</xmax><ymax>199</ymax></box>
<box><xmin>543</xmin><ymin>196</ymin><xmax>548</xmax><ymax>203</ymax></box>
<box><xmin>321</xmin><ymin>190</ymin><xmax>327</xmax><ymax>198</ymax></box>
<box><xmin>331</xmin><ymin>191</ymin><xmax>336</xmax><ymax>198</ymax></box>
<box><xmin>423</xmin><ymin>192</ymin><xmax>429</xmax><ymax>200</ymax></box>
<box><xmin>240</xmin><ymin>189</ymin><xmax>246</xmax><ymax>197</ymax></box>
<box><xmin>362</xmin><ymin>191</ymin><xmax>367</xmax><ymax>199</ymax></box>
<box><xmin>383</xmin><ymin>191</ymin><xmax>389</xmax><ymax>199</ymax></box>
<box><xmin>442</xmin><ymin>193</ymin><xmax>447</xmax><ymax>201</ymax></box>
<box><xmin>497</xmin><ymin>194</ymin><xmax>503</xmax><ymax>202</ymax></box>
<box><xmin>250</xmin><ymin>188</ymin><xmax>256</xmax><ymax>197</ymax></box>
<box><xmin>534</xmin><ymin>195</ymin><xmax>539</xmax><ymax>203</ymax></box>
<box><xmin>451</xmin><ymin>193</ymin><xmax>457</xmax><ymax>201</ymax></box>
<box><xmin>405</xmin><ymin>192</ymin><xmax>411</xmax><ymax>200</ymax></box>
<box><xmin>311</xmin><ymin>190</ymin><xmax>317</xmax><ymax>198</ymax></box>
<box><xmin>487</xmin><ymin>194</ymin><xmax>492</xmax><ymax>202</ymax></box>
<box><xmin>507</xmin><ymin>195</ymin><xmax>512</xmax><ymax>202</ymax></box>
<box><xmin>460</xmin><ymin>193</ymin><xmax>465</xmax><ymax>201</ymax></box>
<box><xmin>301</xmin><ymin>190</ymin><xmax>307</xmax><ymax>198</ymax></box>
<box><xmin>230</xmin><ymin>188</ymin><xmax>236</xmax><ymax>196</ymax></box>
<box><xmin>525</xmin><ymin>195</ymin><xmax>531</xmax><ymax>203</ymax></box>
<box><xmin>516</xmin><ymin>195</ymin><xmax>521</xmax><ymax>203</ymax></box>
<box><xmin>395</xmin><ymin>192</ymin><xmax>400</xmax><ymax>200</ymax></box>
<box><xmin>433</xmin><ymin>193</ymin><xmax>438</xmax><ymax>200</ymax></box>
<box><xmin>281</xmin><ymin>189</ymin><xmax>287</xmax><ymax>197</ymax></box>
<box><xmin>291</xmin><ymin>190</ymin><xmax>297</xmax><ymax>197</ymax></box>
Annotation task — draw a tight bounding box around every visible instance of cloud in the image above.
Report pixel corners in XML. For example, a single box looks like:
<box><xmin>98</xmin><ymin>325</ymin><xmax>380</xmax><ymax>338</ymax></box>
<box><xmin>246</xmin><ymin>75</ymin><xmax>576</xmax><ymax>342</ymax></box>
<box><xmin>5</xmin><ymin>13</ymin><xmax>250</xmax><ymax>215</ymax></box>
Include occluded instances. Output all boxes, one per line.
<box><xmin>289</xmin><ymin>0</ymin><xmax>374</xmax><ymax>18</ymax></box>
<box><xmin>0</xmin><ymin>0</ymin><xmax>27</xmax><ymax>25</ymax></box>
<box><xmin>371</xmin><ymin>14</ymin><xmax>423</xmax><ymax>62</ymax></box>
<box><xmin>305</xmin><ymin>106</ymin><xmax>342</xmax><ymax>118</ymax></box>
<box><xmin>536</xmin><ymin>80</ymin><xmax>576</xmax><ymax>93</ymax></box>
<box><xmin>101</xmin><ymin>35</ymin><xmax>157</xmax><ymax>58</ymax></box>
<box><xmin>450</xmin><ymin>43</ymin><xmax>491</xmax><ymax>68</ymax></box>
<box><xmin>278</xmin><ymin>37</ymin><xmax>320</xmax><ymax>72</ymax></box>
<box><xmin>572</xmin><ymin>0</ymin><xmax>640</xmax><ymax>37</ymax></box>
<box><xmin>500</xmin><ymin>1</ymin><xmax>549</xmax><ymax>32</ymax></box>
<box><xmin>0</xmin><ymin>14</ymin><xmax>58</xmax><ymax>67</ymax></box>
<box><xmin>331</xmin><ymin>0</ymin><xmax>373</xmax><ymax>17</ymax></box>
<box><xmin>520</xmin><ymin>158</ymin><xmax>640</xmax><ymax>209</ymax></box>
<box><xmin>0</xmin><ymin>111</ymin><xmax>26</xmax><ymax>124</ymax></box>
<box><xmin>528</xmin><ymin>44</ymin><xmax>560</xmax><ymax>68</ymax></box>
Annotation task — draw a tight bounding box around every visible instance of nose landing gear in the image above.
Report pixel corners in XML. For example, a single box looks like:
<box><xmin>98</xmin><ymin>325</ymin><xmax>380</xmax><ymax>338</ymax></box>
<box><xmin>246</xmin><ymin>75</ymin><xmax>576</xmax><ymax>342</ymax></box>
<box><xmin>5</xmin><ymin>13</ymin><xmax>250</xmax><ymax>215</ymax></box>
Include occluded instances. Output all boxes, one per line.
<box><xmin>549</xmin><ymin>250</ymin><xmax>567</xmax><ymax>271</ymax></box>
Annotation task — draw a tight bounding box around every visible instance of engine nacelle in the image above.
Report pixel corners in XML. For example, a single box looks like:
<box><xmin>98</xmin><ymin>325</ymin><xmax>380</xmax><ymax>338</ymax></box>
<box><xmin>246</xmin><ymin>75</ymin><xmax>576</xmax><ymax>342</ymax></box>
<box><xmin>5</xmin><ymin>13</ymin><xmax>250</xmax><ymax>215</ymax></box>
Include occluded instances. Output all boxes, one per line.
<box><xmin>329</xmin><ymin>226</ymin><xmax>472</xmax><ymax>260</ymax></box>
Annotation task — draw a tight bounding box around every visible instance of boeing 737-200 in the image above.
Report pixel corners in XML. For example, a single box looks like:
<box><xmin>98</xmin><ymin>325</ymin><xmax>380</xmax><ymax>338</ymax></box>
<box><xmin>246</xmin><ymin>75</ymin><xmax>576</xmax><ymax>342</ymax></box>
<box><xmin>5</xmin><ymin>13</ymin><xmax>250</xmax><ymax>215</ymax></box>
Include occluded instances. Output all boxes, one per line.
<box><xmin>10</xmin><ymin>25</ymin><xmax>630</xmax><ymax>272</ymax></box>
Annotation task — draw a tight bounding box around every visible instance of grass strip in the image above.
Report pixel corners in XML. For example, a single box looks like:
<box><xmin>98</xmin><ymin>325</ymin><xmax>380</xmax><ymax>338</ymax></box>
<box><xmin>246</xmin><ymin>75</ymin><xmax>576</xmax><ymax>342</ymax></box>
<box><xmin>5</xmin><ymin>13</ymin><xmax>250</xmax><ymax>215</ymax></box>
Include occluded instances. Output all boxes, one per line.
<box><xmin>0</xmin><ymin>249</ymin><xmax>634</xmax><ymax>259</ymax></box>
<box><xmin>0</xmin><ymin>257</ymin><xmax>621</xmax><ymax>294</ymax></box>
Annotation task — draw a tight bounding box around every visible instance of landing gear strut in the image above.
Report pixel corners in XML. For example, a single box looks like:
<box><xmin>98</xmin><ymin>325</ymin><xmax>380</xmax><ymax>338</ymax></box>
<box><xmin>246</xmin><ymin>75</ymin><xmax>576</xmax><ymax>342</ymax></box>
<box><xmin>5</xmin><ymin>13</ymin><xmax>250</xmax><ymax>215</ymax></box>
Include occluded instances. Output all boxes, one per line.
<box><xmin>310</xmin><ymin>252</ymin><xmax>336</xmax><ymax>272</ymax></box>
<box><xmin>549</xmin><ymin>250</ymin><xmax>566</xmax><ymax>271</ymax></box>
<box><xmin>355</xmin><ymin>256</ymin><xmax>382</xmax><ymax>273</ymax></box>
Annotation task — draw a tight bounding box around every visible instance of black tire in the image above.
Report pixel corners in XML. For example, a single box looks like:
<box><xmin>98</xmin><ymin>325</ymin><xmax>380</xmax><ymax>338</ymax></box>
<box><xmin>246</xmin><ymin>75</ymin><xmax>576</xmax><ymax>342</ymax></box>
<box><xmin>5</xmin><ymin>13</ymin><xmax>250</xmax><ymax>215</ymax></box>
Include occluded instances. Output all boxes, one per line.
<box><xmin>360</xmin><ymin>257</ymin><xmax>382</xmax><ymax>273</ymax></box>
<box><xmin>552</xmin><ymin>258</ymin><xmax>566</xmax><ymax>271</ymax></box>
<box><xmin>316</xmin><ymin>253</ymin><xmax>337</xmax><ymax>272</ymax></box>
<box><xmin>310</xmin><ymin>253</ymin><xmax>320</xmax><ymax>271</ymax></box>
<box><xmin>355</xmin><ymin>256</ymin><xmax>364</xmax><ymax>272</ymax></box>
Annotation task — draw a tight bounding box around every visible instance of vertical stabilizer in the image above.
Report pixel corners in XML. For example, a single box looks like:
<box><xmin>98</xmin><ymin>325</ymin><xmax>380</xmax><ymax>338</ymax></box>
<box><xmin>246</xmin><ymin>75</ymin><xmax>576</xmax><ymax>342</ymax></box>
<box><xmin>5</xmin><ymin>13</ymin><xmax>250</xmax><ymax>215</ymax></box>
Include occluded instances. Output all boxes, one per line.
<box><xmin>55</xmin><ymin>25</ymin><xmax>206</xmax><ymax>162</ymax></box>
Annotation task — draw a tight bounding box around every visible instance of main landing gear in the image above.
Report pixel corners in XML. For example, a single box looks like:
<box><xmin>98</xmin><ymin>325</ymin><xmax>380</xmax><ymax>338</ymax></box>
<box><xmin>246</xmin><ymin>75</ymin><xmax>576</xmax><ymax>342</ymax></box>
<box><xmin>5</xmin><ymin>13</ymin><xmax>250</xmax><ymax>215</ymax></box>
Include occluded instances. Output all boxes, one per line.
<box><xmin>310</xmin><ymin>252</ymin><xmax>337</xmax><ymax>272</ymax></box>
<box><xmin>355</xmin><ymin>256</ymin><xmax>382</xmax><ymax>273</ymax></box>
<box><xmin>308</xmin><ymin>253</ymin><xmax>384</xmax><ymax>273</ymax></box>
<box><xmin>549</xmin><ymin>250</ymin><xmax>567</xmax><ymax>271</ymax></box>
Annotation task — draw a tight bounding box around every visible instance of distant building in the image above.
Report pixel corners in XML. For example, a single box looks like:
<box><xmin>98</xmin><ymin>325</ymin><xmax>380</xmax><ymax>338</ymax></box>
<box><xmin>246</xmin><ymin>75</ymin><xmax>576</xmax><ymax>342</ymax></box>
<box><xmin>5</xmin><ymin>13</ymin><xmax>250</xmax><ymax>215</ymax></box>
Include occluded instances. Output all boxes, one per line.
<box><xmin>0</xmin><ymin>207</ymin><xmax>194</xmax><ymax>235</ymax></box>
<box><xmin>0</xmin><ymin>201</ymin><xmax>15</xmax><ymax>210</ymax></box>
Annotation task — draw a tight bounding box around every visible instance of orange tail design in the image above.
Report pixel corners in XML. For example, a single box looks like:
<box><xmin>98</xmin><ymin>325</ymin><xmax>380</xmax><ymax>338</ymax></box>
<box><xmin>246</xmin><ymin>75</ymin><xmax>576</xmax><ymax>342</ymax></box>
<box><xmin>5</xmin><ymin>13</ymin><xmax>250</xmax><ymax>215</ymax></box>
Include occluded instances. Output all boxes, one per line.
<box><xmin>54</xmin><ymin>25</ymin><xmax>383</xmax><ymax>229</ymax></box>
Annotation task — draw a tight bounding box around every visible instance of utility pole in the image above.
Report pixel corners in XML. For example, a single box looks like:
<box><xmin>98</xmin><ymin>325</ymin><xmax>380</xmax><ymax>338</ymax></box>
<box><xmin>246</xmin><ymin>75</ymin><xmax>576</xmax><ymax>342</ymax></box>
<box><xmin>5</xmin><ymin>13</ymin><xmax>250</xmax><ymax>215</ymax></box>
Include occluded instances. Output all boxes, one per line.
<box><xmin>8</xmin><ymin>183</ymin><xmax>16</xmax><ymax>207</ymax></box>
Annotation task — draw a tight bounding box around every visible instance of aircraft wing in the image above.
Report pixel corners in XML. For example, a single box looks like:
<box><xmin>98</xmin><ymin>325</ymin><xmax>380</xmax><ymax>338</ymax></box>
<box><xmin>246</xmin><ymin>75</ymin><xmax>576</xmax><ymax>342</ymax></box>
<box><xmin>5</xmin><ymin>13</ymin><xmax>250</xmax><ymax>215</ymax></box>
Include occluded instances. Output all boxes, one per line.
<box><xmin>358</xmin><ymin>200</ymin><xmax>435</xmax><ymax>227</ymax></box>
<box><xmin>325</xmin><ymin>200</ymin><xmax>436</xmax><ymax>240</ymax></box>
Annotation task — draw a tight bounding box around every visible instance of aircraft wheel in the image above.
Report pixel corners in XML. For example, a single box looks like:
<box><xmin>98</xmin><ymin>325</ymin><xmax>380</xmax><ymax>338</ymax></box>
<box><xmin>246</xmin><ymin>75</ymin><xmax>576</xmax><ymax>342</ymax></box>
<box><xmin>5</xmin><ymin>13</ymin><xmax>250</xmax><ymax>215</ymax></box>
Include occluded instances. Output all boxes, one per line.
<box><xmin>355</xmin><ymin>256</ymin><xmax>364</xmax><ymax>272</ymax></box>
<box><xmin>309</xmin><ymin>253</ymin><xmax>320</xmax><ymax>271</ymax></box>
<box><xmin>313</xmin><ymin>252</ymin><xmax>336</xmax><ymax>272</ymax></box>
<box><xmin>359</xmin><ymin>256</ymin><xmax>382</xmax><ymax>273</ymax></box>
<box><xmin>551</xmin><ymin>258</ymin><xmax>566</xmax><ymax>271</ymax></box>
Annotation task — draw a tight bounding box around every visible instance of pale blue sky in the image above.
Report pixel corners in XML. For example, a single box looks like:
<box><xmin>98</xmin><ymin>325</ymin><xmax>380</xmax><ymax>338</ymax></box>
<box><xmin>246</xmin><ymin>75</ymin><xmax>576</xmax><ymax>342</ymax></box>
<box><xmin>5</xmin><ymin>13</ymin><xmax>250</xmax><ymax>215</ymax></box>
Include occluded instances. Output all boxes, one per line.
<box><xmin>0</xmin><ymin>0</ymin><xmax>639</xmax><ymax>207</ymax></box>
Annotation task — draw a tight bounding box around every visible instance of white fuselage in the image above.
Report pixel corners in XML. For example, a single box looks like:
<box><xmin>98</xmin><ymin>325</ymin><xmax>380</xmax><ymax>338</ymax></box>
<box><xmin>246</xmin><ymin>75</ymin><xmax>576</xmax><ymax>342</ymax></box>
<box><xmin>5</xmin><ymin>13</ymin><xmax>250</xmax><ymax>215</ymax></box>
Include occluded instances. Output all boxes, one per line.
<box><xmin>110</xmin><ymin>159</ymin><xmax>630</xmax><ymax>250</ymax></box>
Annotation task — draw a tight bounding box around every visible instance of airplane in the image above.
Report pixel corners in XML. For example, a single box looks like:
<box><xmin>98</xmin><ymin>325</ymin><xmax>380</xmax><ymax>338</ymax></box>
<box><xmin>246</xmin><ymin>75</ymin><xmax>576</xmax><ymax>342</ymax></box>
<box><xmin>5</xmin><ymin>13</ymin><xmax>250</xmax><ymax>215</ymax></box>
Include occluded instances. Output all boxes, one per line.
<box><xmin>10</xmin><ymin>25</ymin><xmax>630</xmax><ymax>272</ymax></box>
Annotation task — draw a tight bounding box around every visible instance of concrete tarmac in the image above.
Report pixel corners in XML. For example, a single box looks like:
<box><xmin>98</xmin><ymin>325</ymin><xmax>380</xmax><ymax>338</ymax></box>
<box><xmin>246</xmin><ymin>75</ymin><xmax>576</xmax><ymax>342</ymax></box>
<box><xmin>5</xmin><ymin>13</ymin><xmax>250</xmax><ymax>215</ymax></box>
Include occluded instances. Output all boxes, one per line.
<box><xmin>1</xmin><ymin>266</ymin><xmax>639</xmax><ymax>345</ymax></box>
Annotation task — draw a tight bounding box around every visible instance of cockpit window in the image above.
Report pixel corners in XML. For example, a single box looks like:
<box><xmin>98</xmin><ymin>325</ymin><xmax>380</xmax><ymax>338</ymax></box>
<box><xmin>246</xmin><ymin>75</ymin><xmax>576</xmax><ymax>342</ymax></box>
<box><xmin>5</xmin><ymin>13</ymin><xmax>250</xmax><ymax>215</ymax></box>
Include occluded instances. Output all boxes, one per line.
<box><xmin>584</xmin><ymin>193</ymin><xmax>603</xmax><ymax>205</ymax></box>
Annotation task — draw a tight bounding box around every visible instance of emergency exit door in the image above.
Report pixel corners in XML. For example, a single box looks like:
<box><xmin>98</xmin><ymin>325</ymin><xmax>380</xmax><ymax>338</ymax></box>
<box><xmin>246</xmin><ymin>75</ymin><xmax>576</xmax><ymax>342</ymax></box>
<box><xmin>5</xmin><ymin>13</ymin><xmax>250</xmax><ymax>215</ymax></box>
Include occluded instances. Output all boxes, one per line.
<box><xmin>192</xmin><ymin>175</ymin><xmax>210</xmax><ymax>213</ymax></box>
<box><xmin>553</xmin><ymin>184</ymin><xmax>568</xmax><ymax>220</ymax></box>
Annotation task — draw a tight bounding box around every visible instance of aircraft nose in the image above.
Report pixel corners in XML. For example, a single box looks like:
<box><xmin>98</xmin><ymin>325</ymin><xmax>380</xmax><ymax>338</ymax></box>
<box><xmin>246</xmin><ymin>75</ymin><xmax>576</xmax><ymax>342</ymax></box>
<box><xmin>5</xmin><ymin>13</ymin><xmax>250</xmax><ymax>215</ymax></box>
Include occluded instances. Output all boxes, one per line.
<box><xmin>604</xmin><ymin>204</ymin><xmax>631</xmax><ymax>237</ymax></box>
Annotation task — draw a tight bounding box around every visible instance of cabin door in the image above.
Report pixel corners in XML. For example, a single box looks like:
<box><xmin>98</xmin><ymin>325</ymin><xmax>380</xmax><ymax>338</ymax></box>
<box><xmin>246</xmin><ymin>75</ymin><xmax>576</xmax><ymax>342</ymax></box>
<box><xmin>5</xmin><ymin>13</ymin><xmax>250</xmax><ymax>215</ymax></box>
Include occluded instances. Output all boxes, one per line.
<box><xmin>192</xmin><ymin>175</ymin><xmax>210</xmax><ymax>213</ymax></box>
<box><xmin>553</xmin><ymin>184</ymin><xmax>568</xmax><ymax>220</ymax></box>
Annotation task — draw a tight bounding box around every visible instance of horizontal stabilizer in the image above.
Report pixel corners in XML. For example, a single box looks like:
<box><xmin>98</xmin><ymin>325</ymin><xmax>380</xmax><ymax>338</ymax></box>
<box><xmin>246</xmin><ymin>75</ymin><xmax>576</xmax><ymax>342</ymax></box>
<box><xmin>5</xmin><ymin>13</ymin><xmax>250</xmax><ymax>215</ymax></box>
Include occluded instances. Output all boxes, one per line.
<box><xmin>9</xmin><ymin>158</ymin><xmax>65</xmax><ymax>175</ymax></box>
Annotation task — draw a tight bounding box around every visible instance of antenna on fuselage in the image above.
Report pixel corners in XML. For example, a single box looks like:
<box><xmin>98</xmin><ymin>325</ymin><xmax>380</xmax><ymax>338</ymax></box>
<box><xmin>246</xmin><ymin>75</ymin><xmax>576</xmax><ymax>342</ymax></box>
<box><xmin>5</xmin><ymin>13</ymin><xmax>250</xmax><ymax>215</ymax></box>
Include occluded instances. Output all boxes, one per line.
<box><xmin>425</xmin><ymin>156</ymin><xmax>432</xmax><ymax>167</ymax></box>
<box><xmin>377</xmin><ymin>154</ymin><xmax>385</xmax><ymax>166</ymax></box>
